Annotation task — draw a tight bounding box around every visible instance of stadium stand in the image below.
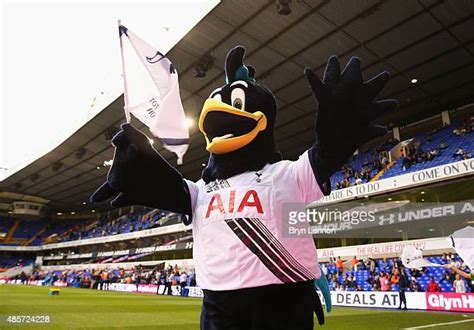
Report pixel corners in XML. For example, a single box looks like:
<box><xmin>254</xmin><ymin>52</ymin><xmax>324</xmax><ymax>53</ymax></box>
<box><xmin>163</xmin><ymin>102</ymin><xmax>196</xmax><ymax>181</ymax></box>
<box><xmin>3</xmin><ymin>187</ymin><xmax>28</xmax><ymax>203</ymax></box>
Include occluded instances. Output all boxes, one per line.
<box><xmin>381</xmin><ymin>121</ymin><xmax>473</xmax><ymax>179</ymax></box>
<box><xmin>330</xmin><ymin>118</ymin><xmax>473</xmax><ymax>189</ymax></box>
<box><xmin>0</xmin><ymin>257</ymin><xmax>33</xmax><ymax>270</ymax></box>
<box><xmin>0</xmin><ymin>209</ymin><xmax>180</xmax><ymax>246</ymax></box>
<box><xmin>66</xmin><ymin>210</ymin><xmax>168</xmax><ymax>241</ymax></box>
<box><xmin>2</xmin><ymin>253</ymin><xmax>469</xmax><ymax>295</ymax></box>
<box><xmin>322</xmin><ymin>254</ymin><xmax>471</xmax><ymax>293</ymax></box>
<box><xmin>24</xmin><ymin>263</ymin><xmax>197</xmax><ymax>292</ymax></box>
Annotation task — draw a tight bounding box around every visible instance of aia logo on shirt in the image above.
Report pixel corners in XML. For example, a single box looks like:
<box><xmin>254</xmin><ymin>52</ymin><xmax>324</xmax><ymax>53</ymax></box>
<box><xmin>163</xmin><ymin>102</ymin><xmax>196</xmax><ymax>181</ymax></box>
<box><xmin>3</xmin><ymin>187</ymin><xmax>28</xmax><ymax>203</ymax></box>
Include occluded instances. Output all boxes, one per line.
<box><xmin>205</xmin><ymin>189</ymin><xmax>263</xmax><ymax>218</ymax></box>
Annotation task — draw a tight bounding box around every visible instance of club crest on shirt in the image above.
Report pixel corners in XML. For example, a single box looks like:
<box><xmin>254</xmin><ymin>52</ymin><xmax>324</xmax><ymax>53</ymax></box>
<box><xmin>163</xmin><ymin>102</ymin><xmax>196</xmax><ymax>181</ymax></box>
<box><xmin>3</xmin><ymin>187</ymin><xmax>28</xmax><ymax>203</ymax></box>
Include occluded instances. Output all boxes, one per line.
<box><xmin>205</xmin><ymin>179</ymin><xmax>231</xmax><ymax>193</ymax></box>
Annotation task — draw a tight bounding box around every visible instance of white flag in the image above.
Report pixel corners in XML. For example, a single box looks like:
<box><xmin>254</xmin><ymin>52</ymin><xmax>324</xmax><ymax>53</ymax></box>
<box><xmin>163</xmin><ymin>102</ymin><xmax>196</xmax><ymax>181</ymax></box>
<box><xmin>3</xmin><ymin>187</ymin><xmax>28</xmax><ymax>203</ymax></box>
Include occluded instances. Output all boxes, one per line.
<box><xmin>119</xmin><ymin>24</ymin><xmax>189</xmax><ymax>164</ymax></box>
<box><xmin>448</xmin><ymin>226</ymin><xmax>474</xmax><ymax>270</ymax></box>
<box><xmin>400</xmin><ymin>245</ymin><xmax>442</xmax><ymax>269</ymax></box>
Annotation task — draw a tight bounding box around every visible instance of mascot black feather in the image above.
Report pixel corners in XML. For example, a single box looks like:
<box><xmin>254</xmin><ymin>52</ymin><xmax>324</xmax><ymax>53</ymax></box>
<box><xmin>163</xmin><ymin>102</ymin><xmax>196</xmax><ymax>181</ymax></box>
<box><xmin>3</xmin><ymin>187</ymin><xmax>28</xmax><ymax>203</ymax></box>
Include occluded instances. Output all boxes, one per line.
<box><xmin>91</xmin><ymin>46</ymin><xmax>397</xmax><ymax>330</ymax></box>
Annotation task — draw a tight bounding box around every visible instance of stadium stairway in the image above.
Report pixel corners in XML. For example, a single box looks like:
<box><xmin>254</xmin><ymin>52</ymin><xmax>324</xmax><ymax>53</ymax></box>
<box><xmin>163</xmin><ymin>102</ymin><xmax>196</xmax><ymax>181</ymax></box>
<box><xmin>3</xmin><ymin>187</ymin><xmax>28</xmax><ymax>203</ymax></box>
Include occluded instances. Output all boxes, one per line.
<box><xmin>369</xmin><ymin>161</ymin><xmax>396</xmax><ymax>182</ymax></box>
<box><xmin>3</xmin><ymin>219</ymin><xmax>21</xmax><ymax>243</ymax></box>
<box><xmin>23</xmin><ymin>226</ymin><xmax>47</xmax><ymax>246</ymax></box>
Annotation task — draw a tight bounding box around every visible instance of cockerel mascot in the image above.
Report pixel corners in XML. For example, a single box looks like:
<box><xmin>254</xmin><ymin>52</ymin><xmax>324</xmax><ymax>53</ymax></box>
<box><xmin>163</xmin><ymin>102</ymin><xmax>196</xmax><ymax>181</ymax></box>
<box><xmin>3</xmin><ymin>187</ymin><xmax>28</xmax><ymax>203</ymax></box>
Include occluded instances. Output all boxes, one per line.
<box><xmin>92</xmin><ymin>46</ymin><xmax>397</xmax><ymax>329</ymax></box>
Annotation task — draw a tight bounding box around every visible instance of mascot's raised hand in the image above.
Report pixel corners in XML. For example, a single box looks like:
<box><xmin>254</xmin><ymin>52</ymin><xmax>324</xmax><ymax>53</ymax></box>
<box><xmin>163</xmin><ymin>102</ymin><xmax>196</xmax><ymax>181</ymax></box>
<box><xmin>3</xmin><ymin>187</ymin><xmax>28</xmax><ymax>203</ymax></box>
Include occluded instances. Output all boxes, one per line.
<box><xmin>90</xmin><ymin>123</ymin><xmax>192</xmax><ymax>218</ymax></box>
<box><xmin>305</xmin><ymin>56</ymin><xmax>398</xmax><ymax>193</ymax></box>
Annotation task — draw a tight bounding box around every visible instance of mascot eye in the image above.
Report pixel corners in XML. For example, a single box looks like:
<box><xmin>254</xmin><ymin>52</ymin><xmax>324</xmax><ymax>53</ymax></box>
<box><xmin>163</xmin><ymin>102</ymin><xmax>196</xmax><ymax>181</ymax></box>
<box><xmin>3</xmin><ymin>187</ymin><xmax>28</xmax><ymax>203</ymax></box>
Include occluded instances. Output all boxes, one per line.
<box><xmin>231</xmin><ymin>88</ymin><xmax>245</xmax><ymax>111</ymax></box>
<box><xmin>233</xmin><ymin>99</ymin><xmax>243</xmax><ymax>109</ymax></box>
<box><xmin>211</xmin><ymin>93</ymin><xmax>222</xmax><ymax>102</ymax></box>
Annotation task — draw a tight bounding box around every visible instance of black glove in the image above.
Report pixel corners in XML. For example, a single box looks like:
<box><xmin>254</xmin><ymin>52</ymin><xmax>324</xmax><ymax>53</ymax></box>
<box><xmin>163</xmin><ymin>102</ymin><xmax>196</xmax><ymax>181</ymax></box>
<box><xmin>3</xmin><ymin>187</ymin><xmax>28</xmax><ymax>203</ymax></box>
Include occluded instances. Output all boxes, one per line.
<box><xmin>90</xmin><ymin>124</ymin><xmax>192</xmax><ymax>219</ymax></box>
<box><xmin>305</xmin><ymin>56</ymin><xmax>398</xmax><ymax>194</ymax></box>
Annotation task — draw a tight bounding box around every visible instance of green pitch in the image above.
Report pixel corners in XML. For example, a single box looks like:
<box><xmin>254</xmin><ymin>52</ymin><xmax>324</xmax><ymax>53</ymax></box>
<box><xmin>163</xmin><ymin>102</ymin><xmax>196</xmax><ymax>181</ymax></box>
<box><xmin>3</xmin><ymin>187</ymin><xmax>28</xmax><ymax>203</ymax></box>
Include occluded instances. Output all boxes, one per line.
<box><xmin>1</xmin><ymin>285</ymin><xmax>473</xmax><ymax>329</ymax></box>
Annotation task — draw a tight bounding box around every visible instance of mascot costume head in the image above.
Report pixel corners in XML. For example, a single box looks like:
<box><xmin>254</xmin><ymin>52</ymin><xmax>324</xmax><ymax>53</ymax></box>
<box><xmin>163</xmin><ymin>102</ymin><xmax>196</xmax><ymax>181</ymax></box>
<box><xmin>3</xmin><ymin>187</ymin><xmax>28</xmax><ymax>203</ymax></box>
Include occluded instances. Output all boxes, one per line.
<box><xmin>200</xmin><ymin>46</ymin><xmax>282</xmax><ymax>183</ymax></box>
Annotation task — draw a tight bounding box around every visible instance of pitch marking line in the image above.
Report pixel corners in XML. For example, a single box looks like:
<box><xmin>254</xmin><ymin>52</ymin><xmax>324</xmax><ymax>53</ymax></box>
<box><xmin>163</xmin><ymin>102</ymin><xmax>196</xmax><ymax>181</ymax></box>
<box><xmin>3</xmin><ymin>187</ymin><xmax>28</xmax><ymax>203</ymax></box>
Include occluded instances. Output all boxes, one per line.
<box><xmin>402</xmin><ymin>319</ymin><xmax>474</xmax><ymax>329</ymax></box>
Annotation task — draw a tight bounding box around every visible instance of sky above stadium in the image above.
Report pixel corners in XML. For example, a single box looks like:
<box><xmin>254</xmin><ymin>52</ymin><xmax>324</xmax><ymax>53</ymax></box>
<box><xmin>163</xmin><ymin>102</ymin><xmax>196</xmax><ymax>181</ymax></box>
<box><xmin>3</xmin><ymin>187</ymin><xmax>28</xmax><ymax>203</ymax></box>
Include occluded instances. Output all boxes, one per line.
<box><xmin>0</xmin><ymin>0</ymin><xmax>219</xmax><ymax>181</ymax></box>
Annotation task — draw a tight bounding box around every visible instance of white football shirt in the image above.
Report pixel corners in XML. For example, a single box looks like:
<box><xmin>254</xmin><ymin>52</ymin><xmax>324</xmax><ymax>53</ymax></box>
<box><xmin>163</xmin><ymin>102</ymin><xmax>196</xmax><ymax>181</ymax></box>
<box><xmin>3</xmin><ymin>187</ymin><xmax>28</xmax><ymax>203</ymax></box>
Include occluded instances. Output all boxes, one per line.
<box><xmin>185</xmin><ymin>151</ymin><xmax>323</xmax><ymax>290</ymax></box>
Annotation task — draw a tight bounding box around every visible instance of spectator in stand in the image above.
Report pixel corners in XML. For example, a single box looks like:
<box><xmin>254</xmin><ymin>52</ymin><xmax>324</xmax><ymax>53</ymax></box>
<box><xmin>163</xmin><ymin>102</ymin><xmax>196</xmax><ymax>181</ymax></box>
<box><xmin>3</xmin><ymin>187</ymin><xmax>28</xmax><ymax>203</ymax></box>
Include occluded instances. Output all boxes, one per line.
<box><xmin>444</xmin><ymin>264</ymin><xmax>472</xmax><ymax>292</ymax></box>
<box><xmin>154</xmin><ymin>270</ymin><xmax>162</xmax><ymax>295</ymax></box>
<box><xmin>410</xmin><ymin>268</ymin><xmax>420</xmax><ymax>278</ymax></box>
<box><xmin>373</xmin><ymin>158</ymin><xmax>382</xmax><ymax>171</ymax></box>
<box><xmin>91</xmin><ymin>269</ymin><xmax>100</xmax><ymax>289</ymax></box>
<box><xmin>330</xmin><ymin>279</ymin><xmax>337</xmax><ymax>291</ymax></box>
<box><xmin>394</xmin><ymin>257</ymin><xmax>403</xmax><ymax>269</ymax></box>
<box><xmin>189</xmin><ymin>271</ymin><xmax>197</xmax><ymax>287</ymax></box>
<box><xmin>100</xmin><ymin>269</ymin><xmax>110</xmax><ymax>290</ymax></box>
<box><xmin>82</xmin><ymin>275</ymin><xmax>91</xmax><ymax>288</ymax></box>
<box><xmin>390</xmin><ymin>270</ymin><xmax>400</xmax><ymax>290</ymax></box>
<box><xmin>347</xmin><ymin>274</ymin><xmax>357</xmax><ymax>289</ymax></box>
<box><xmin>453</xmin><ymin>274</ymin><xmax>466</xmax><ymax>293</ymax></box>
<box><xmin>431</xmin><ymin>148</ymin><xmax>439</xmax><ymax>156</ymax></box>
<box><xmin>453</xmin><ymin>147</ymin><xmax>466</xmax><ymax>159</ymax></box>
<box><xmin>342</xmin><ymin>274</ymin><xmax>349</xmax><ymax>288</ymax></box>
<box><xmin>398</xmin><ymin>268</ymin><xmax>409</xmax><ymax>310</ymax></box>
<box><xmin>366</xmin><ymin>273</ymin><xmax>374</xmax><ymax>285</ymax></box>
<box><xmin>380</xmin><ymin>272</ymin><xmax>390</xmax><ymax>292</ymax></box>
<box><xmin>336</xmin><ymin>257</ymin><xmax>343</xmax><ymax>275</ymax></box>
<box><xmin>427</xmin><ymin>277</ymin><xmax>441</xmax><ymax>292</ymax></box>
<box><xmin>439</xmin><ymin>140</ymin><xmax>448</xmax><ymax>149</ymax></box>
<box><xmin>163</xmin><ymin>272</ymin><xmax>173</xmax><ymax>295</ymax></box>
<box><xmin>372</xmin><ymin>273</ymin><xmax>381</xmax><ymax>291</ymax></box>
<box><xmin>367</xmin><ymin>258</ymin><xmax>376</xmax><ymax>276</ymax></box>
<box><xmin>328</xmin><ymin>257</ymin><xmax>335</xmax><ymax>266</ymax></box>
<box><xmin>180</xmin><ymin>272</ymin><xmax>187</xmax><ymax>296</ymax></box>
<box><xmin>321</xmin><ymin>263</ymin><xmax>328</xmax><ymax>278</ymax></box>
<box><xmin>351</xmin><ymin>256</ymin><xmax>359</xmax><ymax>271</ymax></box>
<box><xmin>452</xmin><ymin>121</ymin><xmax>472</xmax><ymax>136</ymax></box>
<box><xmin>440</xmin><ymin>270</ymin><xmax>454</xmax><ymax>284</ymax></box>
<box><xmin>401</xmin><ymin>155</ymin><xmax>412</xmax><ymax>171</ymax></box>
<box><xmin>411</xmin><ymin>280</ymin><xmax>420</xmax><ymax>292</ymax></box>
<box><xmin>452</xmin><ymin>257</ymin><xmax>463</xmax><ymax>269</ymax></box>
<box><xmin>19</xmin><ymin>271</ymin><xmax>27</xmax><ymax>284</ymax></box>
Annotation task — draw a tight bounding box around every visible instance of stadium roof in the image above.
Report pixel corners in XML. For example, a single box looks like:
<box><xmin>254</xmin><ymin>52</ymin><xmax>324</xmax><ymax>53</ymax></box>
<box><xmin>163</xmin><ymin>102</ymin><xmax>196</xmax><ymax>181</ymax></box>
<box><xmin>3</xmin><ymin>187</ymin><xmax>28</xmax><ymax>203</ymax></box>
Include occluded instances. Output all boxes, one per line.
<box><xmin>1</xmin><ymin>0</ymin><xmax>473</xmax><ymax>212</ymax></box>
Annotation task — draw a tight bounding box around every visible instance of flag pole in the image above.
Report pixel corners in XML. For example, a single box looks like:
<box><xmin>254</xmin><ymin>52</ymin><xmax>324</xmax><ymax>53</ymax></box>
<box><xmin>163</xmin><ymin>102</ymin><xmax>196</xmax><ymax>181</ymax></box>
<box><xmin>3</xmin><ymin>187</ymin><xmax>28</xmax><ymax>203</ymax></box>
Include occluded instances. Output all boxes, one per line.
<box><xmin>118</xmin><ymin>19</ymin><xmax>131</xmax><ymax>123</ymax></box>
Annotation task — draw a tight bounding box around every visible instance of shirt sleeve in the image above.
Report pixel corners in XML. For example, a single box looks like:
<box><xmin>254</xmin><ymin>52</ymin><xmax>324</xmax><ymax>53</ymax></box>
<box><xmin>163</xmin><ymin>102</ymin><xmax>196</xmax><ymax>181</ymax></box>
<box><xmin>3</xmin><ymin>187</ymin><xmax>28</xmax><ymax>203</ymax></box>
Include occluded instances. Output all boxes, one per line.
<box><xmin>183</xmin><ymin>179</ymin><xmax>200</xmax><ymax>226</ymax></box>
<box><xmin>288</xmin><ymin>150</ymin><xmax>324</xmax><ymax>204</ymax></box>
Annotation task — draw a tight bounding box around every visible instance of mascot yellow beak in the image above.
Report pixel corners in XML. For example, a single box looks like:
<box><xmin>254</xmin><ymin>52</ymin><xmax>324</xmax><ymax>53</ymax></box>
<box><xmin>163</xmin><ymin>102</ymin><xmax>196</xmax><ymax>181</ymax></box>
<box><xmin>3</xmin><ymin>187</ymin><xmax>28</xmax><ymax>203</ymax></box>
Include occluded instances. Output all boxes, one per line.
<box><xmin>199</xmin><ymin>98</ymin><xmax>267</xmax><ymax>154</ymax></box>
